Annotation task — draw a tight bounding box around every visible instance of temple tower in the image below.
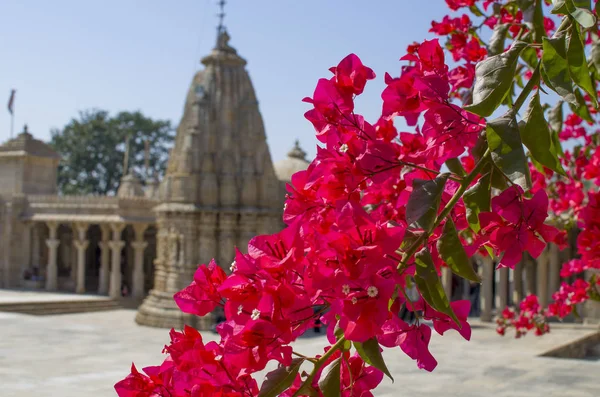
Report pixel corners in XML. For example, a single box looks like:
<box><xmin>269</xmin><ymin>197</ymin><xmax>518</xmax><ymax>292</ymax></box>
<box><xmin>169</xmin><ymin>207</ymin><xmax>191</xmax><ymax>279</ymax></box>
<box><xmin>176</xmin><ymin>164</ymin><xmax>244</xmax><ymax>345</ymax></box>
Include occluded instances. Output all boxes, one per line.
<box><xmin>135</xmin><ymin>29</ymin><xmax>283</xmax><ymax>329</ymax></box>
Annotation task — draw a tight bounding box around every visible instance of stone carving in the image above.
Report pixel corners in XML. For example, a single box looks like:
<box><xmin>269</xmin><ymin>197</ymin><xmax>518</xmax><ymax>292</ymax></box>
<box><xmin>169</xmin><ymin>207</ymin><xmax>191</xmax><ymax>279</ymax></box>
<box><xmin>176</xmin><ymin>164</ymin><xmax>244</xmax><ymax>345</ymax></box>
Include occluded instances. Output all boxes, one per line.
<box><xmin>135</xmin><ymin>29</ymin><xmax>285</xmax><ymax>329</ymax></box>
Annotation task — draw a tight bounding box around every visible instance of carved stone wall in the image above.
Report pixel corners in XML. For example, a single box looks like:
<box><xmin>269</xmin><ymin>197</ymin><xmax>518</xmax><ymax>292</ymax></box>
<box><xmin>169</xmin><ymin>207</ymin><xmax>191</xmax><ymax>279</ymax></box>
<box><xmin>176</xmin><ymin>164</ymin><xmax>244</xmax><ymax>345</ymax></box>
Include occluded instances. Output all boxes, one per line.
<box><xmin>136</xmin><ymin>29</ymin><xmax>283</xmax><ymax>330</ymax></box>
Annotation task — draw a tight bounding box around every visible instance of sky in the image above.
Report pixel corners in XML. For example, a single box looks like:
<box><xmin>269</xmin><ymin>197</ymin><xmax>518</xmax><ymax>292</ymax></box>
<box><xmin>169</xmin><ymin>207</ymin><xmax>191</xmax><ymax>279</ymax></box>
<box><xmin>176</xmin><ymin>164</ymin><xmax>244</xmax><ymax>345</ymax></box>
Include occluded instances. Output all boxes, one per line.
<box><xmin>0</xmin><ymin>0</ymin><xmax>450</xmax><ymax>163</ymax></box>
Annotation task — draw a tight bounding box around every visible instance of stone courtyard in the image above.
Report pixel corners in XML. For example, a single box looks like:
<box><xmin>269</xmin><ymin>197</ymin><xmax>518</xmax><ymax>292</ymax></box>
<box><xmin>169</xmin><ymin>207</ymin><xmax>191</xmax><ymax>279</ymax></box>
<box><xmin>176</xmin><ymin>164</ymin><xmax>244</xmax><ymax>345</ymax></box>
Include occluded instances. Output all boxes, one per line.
<box><xmin>1</xmin><ymin>295</ymin><xmax>598</xmax><ymax>397</ymax></box>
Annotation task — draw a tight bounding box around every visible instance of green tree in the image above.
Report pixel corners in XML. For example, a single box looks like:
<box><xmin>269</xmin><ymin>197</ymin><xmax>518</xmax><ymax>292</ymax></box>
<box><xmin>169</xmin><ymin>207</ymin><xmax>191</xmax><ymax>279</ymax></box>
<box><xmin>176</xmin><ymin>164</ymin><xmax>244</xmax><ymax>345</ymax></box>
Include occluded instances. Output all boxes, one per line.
<box><xmin>50</xmin><ymin>109</ymin><xmax>174</xmax><ymax>195</ymax></box>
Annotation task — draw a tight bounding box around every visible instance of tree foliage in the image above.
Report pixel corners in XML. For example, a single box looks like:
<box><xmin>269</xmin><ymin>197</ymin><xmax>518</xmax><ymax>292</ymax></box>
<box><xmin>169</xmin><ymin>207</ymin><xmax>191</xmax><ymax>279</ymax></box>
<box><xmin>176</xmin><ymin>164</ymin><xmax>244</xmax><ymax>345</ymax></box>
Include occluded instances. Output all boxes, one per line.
<box><xmin>50</xmin><ymin>110</ymin><xmax>174</xmax><ymax>195</ymax></box>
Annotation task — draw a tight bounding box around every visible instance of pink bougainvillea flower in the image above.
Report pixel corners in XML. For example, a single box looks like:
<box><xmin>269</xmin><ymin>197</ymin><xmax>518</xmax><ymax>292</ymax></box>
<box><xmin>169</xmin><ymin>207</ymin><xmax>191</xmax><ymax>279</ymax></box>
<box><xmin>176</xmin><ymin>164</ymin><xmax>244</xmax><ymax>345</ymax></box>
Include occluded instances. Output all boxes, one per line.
<box><xmin>174</xmin><ymin>259</ymin><xmax>226</xmax><ymax>316</ymax></box>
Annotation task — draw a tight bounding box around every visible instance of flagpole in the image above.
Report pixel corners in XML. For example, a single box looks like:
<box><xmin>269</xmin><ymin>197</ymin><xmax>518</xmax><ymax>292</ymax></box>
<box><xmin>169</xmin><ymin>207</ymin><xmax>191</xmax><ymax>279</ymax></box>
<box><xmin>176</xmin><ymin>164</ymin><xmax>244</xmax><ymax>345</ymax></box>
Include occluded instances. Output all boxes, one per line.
<box><xmin>7</xmin><ymin>89</ymin><xmax>15</xmax><ymax>139</ymax></box>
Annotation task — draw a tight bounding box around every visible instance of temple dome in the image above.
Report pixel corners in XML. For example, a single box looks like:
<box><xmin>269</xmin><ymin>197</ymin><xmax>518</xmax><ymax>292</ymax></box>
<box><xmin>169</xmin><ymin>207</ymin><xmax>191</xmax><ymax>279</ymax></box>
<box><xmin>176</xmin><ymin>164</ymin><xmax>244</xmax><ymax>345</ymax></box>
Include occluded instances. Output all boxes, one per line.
<box><xmin>274</xmin><ymin>140</ymin><xmax>310</xmax><ymax>182</ymax></box>
<box><xmin>117</xmin><ymin>173</ymin><xmax>145</xmax><ymax>198</ymax></box>
<box><xmin>0</xmin><ymin>125</ymin><xmax>60</xmax><ymax>159</ymax></box>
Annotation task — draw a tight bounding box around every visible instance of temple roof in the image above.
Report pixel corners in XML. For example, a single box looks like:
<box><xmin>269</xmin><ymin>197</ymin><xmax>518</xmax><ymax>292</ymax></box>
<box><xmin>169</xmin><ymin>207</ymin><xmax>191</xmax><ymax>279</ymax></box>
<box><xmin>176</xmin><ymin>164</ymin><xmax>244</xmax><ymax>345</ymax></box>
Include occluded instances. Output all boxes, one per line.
<box><xmin>201</xmin><ymin>29</ymin><xmax>247</xmax><ymax>67</ymax></box>
<box><xmin>274</xmin><ymin>140</ymin><xmax>310</xmax><ymax>182</ymax></box>
<box><xmin>0</xmin><ymin>125</ymin><xmax>60</xmax><ymax>159</ymax></box>
<box><xmin>160</xmin><ymin>28</ymin><xmax>281</xmax><ymax>210</ymax></box>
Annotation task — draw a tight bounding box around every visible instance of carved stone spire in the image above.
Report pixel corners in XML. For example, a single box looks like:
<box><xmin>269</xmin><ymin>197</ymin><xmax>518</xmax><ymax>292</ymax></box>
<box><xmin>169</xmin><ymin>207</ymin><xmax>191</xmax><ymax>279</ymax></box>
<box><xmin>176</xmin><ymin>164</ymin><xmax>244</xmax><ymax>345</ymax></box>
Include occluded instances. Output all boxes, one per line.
<box><xmin>136</xmin><ymin>26</ymin><xmax>284</xmax><ymax>330</ymax></box>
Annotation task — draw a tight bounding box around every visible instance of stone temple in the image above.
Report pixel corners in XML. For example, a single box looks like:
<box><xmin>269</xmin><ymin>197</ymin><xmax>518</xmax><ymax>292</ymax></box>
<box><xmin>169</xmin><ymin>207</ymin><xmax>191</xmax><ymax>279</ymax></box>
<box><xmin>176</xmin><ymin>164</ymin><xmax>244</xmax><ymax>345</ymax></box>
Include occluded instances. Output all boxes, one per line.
<box><xmin>0</xmin><ymin>28</ymin><xmax>310</xmax><ymax>329</ymax></box>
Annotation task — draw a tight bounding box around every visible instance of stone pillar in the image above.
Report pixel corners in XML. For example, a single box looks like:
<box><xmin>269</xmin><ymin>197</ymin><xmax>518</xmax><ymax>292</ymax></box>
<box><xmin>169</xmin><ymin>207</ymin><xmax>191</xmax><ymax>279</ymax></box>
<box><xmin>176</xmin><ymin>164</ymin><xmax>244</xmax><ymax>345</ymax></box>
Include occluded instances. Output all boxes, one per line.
<box><xmin>165</xmin><ymin>227</ymin><xmax>180</xmax><ymax>292</ymax></box>
<box><xmin>45</xmin><ymin>222</ymin><xmax>60</xmax><ymax>291</ymax></box>
<box><xmin>512</xmin><ymin>259</ymin><xmax>524</xmax><ymax>306</ymax></box>
<box><xmin>73</xmin><ymin>223</ymin><xmax>89</xmax><ymax>294</ymax></box>
<box><xmin>218</xmin><ymin>212</ymin><xmax>237</xmax><ymax>269</ymax></box>
<box><xmin>525</xmin><ymin>254</ymin><xmax>536</xmax><ymax>296</ymax></box>
<box><xmin>480</xmin><ymin>256</ymin><xmax>494</xmax><ymax>322</ymax></box>
<box><xmin>152</xmin><ymin>226</ymin><xmax>168</xmax><ymax>292</ymax></box>
<box><xmin>21</xmin><ymin>222</ymin><xmax>32</xmax><ymax>280</ymax></box>
<box><xmin>442</xmin><ymin>267</ymin><xmax>452</xmax><ymax>300</ymax></box>
<box><xmin>536</xmin><ymin>247</ymin><xmax>550</xmax><ymax>307</ymax></box>
<box><xmin>548</xmin><ymin>243</ymin><xmax>561</xmax><ymax>297</ymax></box>
<box><xmin>108</xmin><ymin>224</ymin><xmax>125</xmax><ymax>299</ymax></box>
<box><xmin>495</xmin><ymin>267</ymin><xmax>509</xmax><ymax>310</ymax></box>
<box><xmin>98</xmin><ymin>225</ymin><xmax>111</xmax><ymax>295</ymax></box>
<box><xmin>131</xmin><ymin>224</ymin><xmax>148</xmax><ymax>300</ymax></box>
<box><xmin>32</xmin><ymin>224</ymin><xmax>40</xmax><ymax>269</ymax></box>
<box><xmin>462</xmin><ymin>278</ymin><xmax>470</xmax><ymax>300</ymax></box>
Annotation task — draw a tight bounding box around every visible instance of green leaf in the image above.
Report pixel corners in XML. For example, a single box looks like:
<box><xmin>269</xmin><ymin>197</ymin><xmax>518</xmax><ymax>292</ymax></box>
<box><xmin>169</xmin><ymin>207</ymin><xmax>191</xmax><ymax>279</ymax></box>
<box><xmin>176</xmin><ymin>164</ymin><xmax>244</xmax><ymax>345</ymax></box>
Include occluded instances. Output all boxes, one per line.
<box><xmin>490</xmin><ymin>164</ymin><xmax>509</xmax><ymax>190</ymax></box>
<box><xmin>569</xmin><ymin>88</ymin><xmax>594</xmax><ymax>122</ymax></box>
<box><xmin>532</xmin><ymin>0</ymin><xmax>547</xmax><ymax>43</ymax></box>
<box><xmin>464</xmin><ymin>172</ymin><xmax>491</xmax><ymax>233</ymax></box>
<box><xmin>437</xmin><ymin>218</ymin><xmax>480</xmax><ymax>282</ymax></box>
<box><xmin>552</xmin><ymin>0</ymin><xmax>597</xmax><ymax>28</ymax></box>
<box><xmin>592</xmin><ymin>33</ymin><xmax>600</xmax><ymax>80</ymax></box>
<box><xmin>406</xmin><ymin>174</ymin><xmax>449</xmax><ymax>231</ymax></box>
<box><xmin>488</xmin><ymin>23</ymin><xmax>509</xmax><ymax>56</ymax></box>
<box><xmin>353</xmin><ymin>338</ymin><xmax>394</xmax><ymax>381</ymax></box>
<box><xmin>445</xmin><ymin>158</ymin><xmax>466</xmax><ymax>177</ymax></box>
<box><xmin>414</xmin><ymin>248</ymin><xmax>459</xmax><ymax>326</ymax></box>
<box><xmin>486</xmin><ymin>113</ymin><xmax>532</xmax><ymax>191</ymax></box>
<box><xmin>259</xmin><ymin>358</ymin><xmax>304</xmax><ymax>397</ymax></box>
<box><xmin>469</xmin><ymin>4</ymin><xmax>484</xmax><ymax>16</ymax></box>
<box><xmin>318</xmin><ymin>358</ymin><xmax>341</xmax><ymax>397</ymax></box>
<box><xmin>572</xmin><ymin>0</ymin><xmax>591</xmax><ymax>9</ymax></box>
<box><xmin>520</xmin><ymin>92</ymin><xmax>566</xmax><ymax>175</ymax></box>
<box><xmin>552</xmin><ymin>128</ymin><xmax>565</xmax><ymax>157</ymax></box>
<box><xmin>521</xmin><ymin>46</ymin><xmax>540</xmax><ymax>69</ymax></box>
<box><xmin>548</xmin><ymin>100</ymin><xmax>565</xmax><ymax>157</ymax></box>
<box><xmin>548</xmin><ymin>100</ymin><xmax>564</xmax><ymax>134</ymax></box>
<box><xmin>465</xmin><ymin>41</ymin><xmax>528</xmax><ymax>117</ymax></box>
<box><xmin>520</xmin><ymin>0</ymin><xmax>547</xmax><ymax>43</ymax></box>
<box><xmin>566</xmin><ymin>23</ymin><xmax>598</xmax><ymax>107</ymax></box>
<box><xmin>293</xmin><ymin>384</ymin><xmax>319</xmax><ymax>397</ymax></box>
<box><xmin>542</xmin><ymin>34</ymin><xmax>577</xmax><ymax>104</ymax></box>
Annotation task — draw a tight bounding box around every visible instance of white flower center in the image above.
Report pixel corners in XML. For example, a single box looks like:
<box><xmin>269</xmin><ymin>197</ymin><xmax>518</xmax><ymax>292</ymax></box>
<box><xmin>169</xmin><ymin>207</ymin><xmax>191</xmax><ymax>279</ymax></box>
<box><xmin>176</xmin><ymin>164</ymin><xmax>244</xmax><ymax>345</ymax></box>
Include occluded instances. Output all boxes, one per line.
<box><xmin>237</xmin><ymin>305</ymin><xmax>243</xmax><ymax>315</ymax></box>
<box><xmin>342</xmin><ymin>284</ymin><xmax>350</xmax><ymax>295</ymax></box>
<box><xmin>367</xmin><ymin>286</ymin><xmax>378</xmax><ymax>298</ymax></box>
<box><xmin>339</xmin><ymin>143</ymin><xmax>349</xmax><ymax>153</ymax></box>
<box><xmin>251</xmin><ymin>308</ymin><xmax>261</xmax><ymax>320</ymax></box>
<box><xmin>230</xmin><ymin>261</ymin><xmax>237</xmax><ymax>272</ymax></box>
<box><xmin>351</xmin><ymin>297</ymin><xmax>358</xmax><ymax>304</ymax></box>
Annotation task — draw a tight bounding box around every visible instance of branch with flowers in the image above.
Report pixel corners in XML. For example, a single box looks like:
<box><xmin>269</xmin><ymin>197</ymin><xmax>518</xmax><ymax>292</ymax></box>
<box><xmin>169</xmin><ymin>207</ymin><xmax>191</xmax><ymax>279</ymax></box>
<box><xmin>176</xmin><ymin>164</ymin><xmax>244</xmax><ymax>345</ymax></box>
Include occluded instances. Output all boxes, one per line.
<box><xmin>115</xmin><ymin>0</ymin><xmax>600</xmax><ymax>395</ymax></box>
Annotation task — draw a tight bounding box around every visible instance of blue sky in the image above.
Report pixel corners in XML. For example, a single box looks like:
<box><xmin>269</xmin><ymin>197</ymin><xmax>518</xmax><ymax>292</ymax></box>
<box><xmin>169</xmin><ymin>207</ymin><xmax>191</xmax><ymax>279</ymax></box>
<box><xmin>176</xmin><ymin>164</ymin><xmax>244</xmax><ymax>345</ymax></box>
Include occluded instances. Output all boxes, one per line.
<box><xmin>0</xmin><ymin>0</ymin><xmax>450</xmax><ymax>163</ymax></box>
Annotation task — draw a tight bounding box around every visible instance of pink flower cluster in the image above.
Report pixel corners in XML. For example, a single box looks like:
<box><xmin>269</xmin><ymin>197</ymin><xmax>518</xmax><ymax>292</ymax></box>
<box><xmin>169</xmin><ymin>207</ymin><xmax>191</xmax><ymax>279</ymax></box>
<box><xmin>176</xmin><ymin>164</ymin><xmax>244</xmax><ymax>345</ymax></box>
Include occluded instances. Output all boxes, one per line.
<box><xmin>496</xmin><ymin>296</ymin><xmax>549</xmax><ymax>337</ymax></box>
<box><xmin>116</xmin><ymin>40</ymin><xmax>489</xmax><ymax>396</ymax></box>
<box><xmin>477</xmin><ymin>187</ymin><xmax>563</xmax><ymax>268</ymax></box>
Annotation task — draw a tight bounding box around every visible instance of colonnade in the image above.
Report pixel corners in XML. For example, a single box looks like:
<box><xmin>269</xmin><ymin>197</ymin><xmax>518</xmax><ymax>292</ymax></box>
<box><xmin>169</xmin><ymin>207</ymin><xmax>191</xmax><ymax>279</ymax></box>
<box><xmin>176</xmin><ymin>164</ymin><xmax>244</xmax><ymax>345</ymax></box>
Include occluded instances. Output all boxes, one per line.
<box><xmin>442</xmin><ymin>244</ymin><xmax>569</xmax><ymax>322</ymax></box>
<box><xmin>22</xmin><ymin>221</ymin><xmax>150</xmax><ymax>300</ymax></box>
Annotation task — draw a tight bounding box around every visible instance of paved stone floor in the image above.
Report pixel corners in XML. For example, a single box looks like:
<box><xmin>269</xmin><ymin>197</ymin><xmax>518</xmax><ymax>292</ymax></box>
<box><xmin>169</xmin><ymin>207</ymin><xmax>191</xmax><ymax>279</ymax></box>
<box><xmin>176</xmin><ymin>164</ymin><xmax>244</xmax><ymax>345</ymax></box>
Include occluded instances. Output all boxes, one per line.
<box><xmin>0</xmin><ymin>289</ymin><xmax>106</xmax><ymax>303</ymax></box>
<box><xmin>0</xmin><ymin>308</ymin><xmax>598</xmax><ymax>397</ymax></box>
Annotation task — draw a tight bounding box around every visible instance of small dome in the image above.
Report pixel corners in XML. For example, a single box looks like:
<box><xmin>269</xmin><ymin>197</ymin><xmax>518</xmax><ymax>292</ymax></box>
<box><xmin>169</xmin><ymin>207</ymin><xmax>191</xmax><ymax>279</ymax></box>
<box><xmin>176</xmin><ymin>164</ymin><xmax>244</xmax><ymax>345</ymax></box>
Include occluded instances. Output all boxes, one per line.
<box><xmin>274</xmin><ymin>140</ymin><xmax>310</xmax><ymax>182</ymax></box>
<box><xmin>0</xmin><ymin>125</ymin><xmax>60</xmax><ymax>159</ymax></box>
<box><xmin>117</xmin><ymin>173</ymin><xmax>145</xmax><ymax>198</ymax></box>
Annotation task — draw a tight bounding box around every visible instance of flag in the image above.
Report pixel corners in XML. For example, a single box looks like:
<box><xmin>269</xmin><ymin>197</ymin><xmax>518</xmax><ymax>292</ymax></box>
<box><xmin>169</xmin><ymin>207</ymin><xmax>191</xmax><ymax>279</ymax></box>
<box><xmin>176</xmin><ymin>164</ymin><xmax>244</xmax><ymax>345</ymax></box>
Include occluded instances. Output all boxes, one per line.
<box><xmin>7</xmin><ymin>89</ymin><xmax>15</xmax><ymax>115</ymax></box>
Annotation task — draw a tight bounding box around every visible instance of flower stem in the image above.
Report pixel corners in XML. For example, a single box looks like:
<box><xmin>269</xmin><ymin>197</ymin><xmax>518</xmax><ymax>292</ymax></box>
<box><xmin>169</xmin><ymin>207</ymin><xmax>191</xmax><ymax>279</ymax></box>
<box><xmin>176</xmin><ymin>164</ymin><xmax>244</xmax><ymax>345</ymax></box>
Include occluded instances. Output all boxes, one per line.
<box><xmin>399</xmin><ymin>161</ymin><xmax>463</xmax><ymax>182</ymax></box>
<box><xmin>292</xmin><ymin>351</ymin><xmax>317</xmax><ymax>364</ymax></box>
<box><xmin>299</xmin><ymin>336</ymin><xmax>347</xmax><ymax>391</ymax></box>
<box><xmin>397</xmin><ymin>148</ymin><xmax>491</xmax><ymax>272</ymax></box>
